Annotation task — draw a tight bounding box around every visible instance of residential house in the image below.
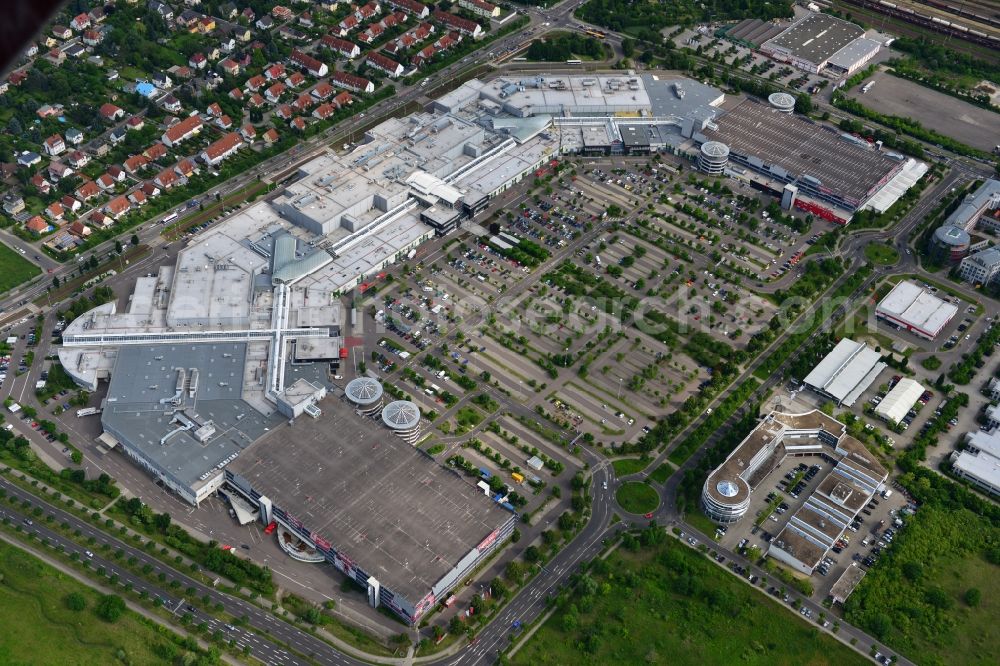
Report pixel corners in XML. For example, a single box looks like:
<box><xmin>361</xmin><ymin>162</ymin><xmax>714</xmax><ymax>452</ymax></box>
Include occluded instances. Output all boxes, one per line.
<box><xmin>387</xmin><ymin>0</ymin><xmax>429</xmax><ymax>18</ymax></box>
<box><xmin>265</xmin><ymin>82</ymin><xmax>287</xmax><ymax>103</ymax></box>
<box><xmin>45</xmin><ymin>202</ymin><xmax>64</xmax><ymax>221</ymax></box>
<box><xmin>312</xmin><ymin>102</ymin><xmax>336</xmax><ymax>120</ymax></box>
<box><xmin>152</xmin><ymin>72</ymin><xmax>173</xmax><ymax>89</ymax></box>
<box><xmin>311</xmin><ymin>81</ymin><xmax>334</xmax><ymax>99</ymax></box>
<box><xmin>219</xmin><ymin>2</ymin><xmax>238</xmax><ymax>19</ymax></box>
<box><xmin>216</xmin><ymin>115</ymin><xmax>233</xmax><ymax>130</ymax></box>
<box><xmin>8</xmin><ymin>70</ymin><xmax>28</xmax><ymax>86</ymax></box>
<box><xmin>256</xmin><ymin>16</ymin><xmax>275</xmax><ymax>30</ymax></box>
<box><xmin>189</xmin><ymin>52</ymin><xmax>207</xmax><ymax>70</ymax></box>
<box><xmin>126</xmin><ymin>116</ymin><xmax>145</xmax><ymax>131</ymax></box>
<box><xmin>274</xmin><ymin>104</ymin><xmax>294</xmax><ymax>120</ymax></box>
<box><xmin>412</xmin><ymin>44</ymin><xmax>436</xmax><ymax>64</ymax></box>
<box><xmin>330</xmin><ymin>70</ymin><xmax>374</xmax><ymax>94</ymax></box>
<box><xmin>88</xmin><ymin>210</ymin><xmax>111</xmax><ymax>229</ymax></box>
<box><xmin>128</xmin><ymin>189</ymin><xmax>147</xmax><ymax>206</ymax></box>
<box><xmin>67</xmin><ymin>150</ymin><xmax>90</xmax><ymax>169</ymax></box>
<box><xmin>277</xmin><ymin>26</ymin><xmax>308</xmax><ymax>41</ymax></box>
<box><xmin>124</xmin><ymin>154</ymin><xmax>150</xmax><ymax>174</ymax></box>
<box><xmin>382</xmin><ymin>11</ymin><xmax>406</xmax><ymax>29</ymax></box>
<box><xmin>71</xmin><ymin>13</ymin><xmax>91</xmax><ymax>31</ymax></box>
<box><xmin>356</xmin><ymin>2</ymin><xmax>381</xmax><ymax>21</ymax></box>
<box><xmin>83</xmin><ymin>29</ymin><xmax>104</xmax><ymax>46</ymax></box>
<box><xmin>248</xmin><ymin>93</ymin><xmax>266</xmax><ymax>108</ymax></box>
<box><xmin>174</xmin><ymin>158</ymin><xmax>198</xmax><ymax>178</ymax></box>
<box><xmin>26</xmin><ymin>216</ymin><xmax>49</xmax><ymax>234</ymax></box>
<box><xmin>2</xmin><ymin>194</ymin><xmax>25</xmax><ymax>215</ymax></box>
<box><xmin>286</xmin><ymin>71</ymin><xmax>306</xmax><ymax>88</ymax></box>
<box><xmin>75</xmin><ymin>180</ymin><xmax>101</xmax><ymax>201</ymax></box>
<box><xmin>141</xmin><ymin>181</ymin><xmax>161</xmax><ymax>198</ymax></box>
<box><xmin>109</xmin><ymin>126</ymin><xmax>128</xmax><ymax>145</ymax></box>
<box><xmin>242</xmin><ymin>7</ymin><xmax>256</xmax><ymax>22</ymax></box>
<box><xmin>65</xmin><ymin>128</ymin><xmax>84</xmax><ymax>145</ymax></box>
<box><xmin>154</xmin><ymin>168</ymin><xmax>179</xmax><ymax>189</ymax></box>
<box><xmin>359</xmin><ymin>24</ymin><xmax>384</xmax><ymax>44</ymax></box>
<box><xmin>299</xmin><ymin>12</ymin><xmax>314</xmax><ymax>27</ymax></box>
<box><xmin>104</xmin><ymin>196</ymin><xmax>131</xmax><ymax>220</ymax></box>
<box><xmin>90</xmin><ymin>140</ymin><xmax>110</xmax><ymax>157</ymax></box>
<box><xmin>290</xmin><ymin>49</ymin><xmax>328</xmax><ymax>77</ymax></box>
<box><xmin>457</xmin><ymin>0</ymin><xmax>499</xmax><ymax>19</ymax></box>
<box><xmin>338</xmin><ymin>15</ymin><xmax>359</xmax><ymax>34</ymax></box>
<box><xmin>46</xmin><ymin>49</ymin><xmax>67</xmax><ymax>66</ymax></box>
<box><xmin>272</xmin><ymin>5</ymin><xmax>294</xmax><ymax>21</ymax></box>
<box><xmin>52</xmin><ymin>25</ymin><xmax>72</xmax><ymax>40</ymax></box>
<box><xmin>178</xmin><ymin>9</ymin><xmax>201</xmax><ymax>29</ymax></box>
<box><xmin>161</xmin><ymin>95</ymin><xmax>183</xmax><ymax>113</ymax></box>
<box><xmin>143</xmin><ymin>142</ymin><xmax>168</xmax><ymax>161</ymax></box>
<box><xmin>265</xmin><ymin>63</ymin><xmax>287</xmax><ymax>80</ymax></box>
<box><xmin>99</xmin><ymin>103</ymin><xmax>125</xmax><ymax>121</ymax></box>
<box><xmin>432</xmin><ymin>11</ymin><xmax>482</xmax><ymax>38</ymax></box>
<box><xmin>69</xmin><ymin>220</ymin><xmax>91</xmax><ymax>238</ymax></box>
<box><xmin>290</xmin><ymin>117</ymin><xmax>307</xmax><ymax>131</ymax></box>
<box><xmin>333</xmin><ymin>91</ymin><xmax>353</xmax><ymax>107</ymax></box>
<box><xmin>17</xmin><ymin>151</ymin><xmax>42</xmax><ymax>167</ymax></box>
<box><xmin>292</xmin><ymin>92</ymin><xmax>315</xmax><ymax>112</ymax></box>
<box><xmin>61</xmin><ymin>195</ymin><xmax>82</xmax><ymax>214</ymax></box>
<box><xmin>96</xmin><ymin>173</ymin><xmax>117</xmax><ymax>191</ymax></box>
<box><xmin>108</xmin><ymin>165</ymin><xmax>127</xmax><ymax>182</ymax></box>
<box><xmin>197</xmin><ymin>16</ymin><xmax>216</xmax><ymax>33</ymax></box>
<box><xmin>229</xmin><ymin>87</ymin><xmax>244</xmax><ymax>101</ymax></box>
<box><xmin>43</xmin><ymin>134</ymin><xmax>66</xmax><ymax>156</ymax></box>
<box><xmin>88</xmin><ymin>6</ymin><xmax>105</xmax><ymax>23</ymax></box>
<box><xmin>148</xmin><ymin>0</ymin><xmax>174</xmax><ymax>20</ymax></box>
<box><xmin>219</xmin><ymin>58</ymin><xmax>240</xmax><ymax>77</ymax></box>
<box><xmin>206</xmin><ymin>102</ymin><xmax>223</xmax><ymax>117</ymax></box>
<box><xmin>262</xmin><ymin>128</ymin><xmax>280</xmax><ymax>145</ymax></box>
<box><xmin>48</xmin><ymin>162</ymin><xmax>74</xmax><ymax>181</ymax></box>
<box><xmin>240</xmin><ymin>124</ymin><xmax>257</xmax><ymax>141</ymax></box>
<box><xmin>219</xmin><ymin>36</ymin><xmax>236</xmax><ymax>53</ymax></box>
<box><xmin>366</xmin><ymin>52</ymin><xmax>404</xmax><ymax>78</ymax></box>
<box><xmin>162</xmin><ymin>115</ymin><xmax>204</xmax><ymax>147</ymax></box>
<box><xmin>322</xmin><ymin>35</ymin><xmax>360</xmax><ymax>59</ymax></box>
<box><xmin>31</xmin><ymin>173</ymin><xmax>52</xmax><ymax>195</ymax></box>
<box><xmin>246</xmin><ymin>74</ymin><xmax>267</xmax><ymax>91</ymax></box>
<box><xmin>199</xmin><ymin>132</ymin><xmax>244</xmax><ymax>166</ymax></box>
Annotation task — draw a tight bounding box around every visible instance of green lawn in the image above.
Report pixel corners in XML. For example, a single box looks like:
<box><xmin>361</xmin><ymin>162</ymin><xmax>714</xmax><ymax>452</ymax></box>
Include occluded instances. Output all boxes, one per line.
<box><xmin>649</xmin><ymin>463</ymin><xmax>673</xmax><ymax>484</ymax></box>
<box><xmin>863</xmin><ymin>243</ymin><xmax>900</xmax><ymax>266</ymax></box>
<box><xmin>610</xmin><ymin>457</ymin><xmax>650</xmax><ymax>476</ymax></box>
<box><xmin>615</xmin><ymin>481</ymin><xmax>660</xmax><ymax>514</ymax></box>
<box><xmin>512</xmin><ymin>534</ymin><xmax>866</xmax><ymax>666</ymax></box>
<box><xmin>0</xmin><ymin>541</ymin><xmax>208</xmax><ymax>665</ymax></box>
<box><xmin>844</xmin><ymin>505</ymin><xmax>1000</xmax><ymax>665</ymax></box>
<box><xmin>0</xmin><ymin>241</ymin><xmax>41</xmax><ymax>295</ymax></box>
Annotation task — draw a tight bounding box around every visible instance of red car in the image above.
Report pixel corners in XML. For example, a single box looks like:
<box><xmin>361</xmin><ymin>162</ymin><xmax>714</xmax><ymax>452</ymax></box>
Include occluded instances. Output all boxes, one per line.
<box><xmin>644</xmin><ymin>512</ymin><xmax>654</xmax><ymax>519</ymax></box>
<box><xmin>263</xmin><ymin>522</ymin><xmax>277</xmax><ymax>535</ymax></box>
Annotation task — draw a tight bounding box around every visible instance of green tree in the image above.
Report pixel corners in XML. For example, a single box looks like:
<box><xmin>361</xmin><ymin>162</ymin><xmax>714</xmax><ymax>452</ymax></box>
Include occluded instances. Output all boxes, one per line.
<box><xmin>65</xmin><ymin>592</ymin><xmax>87</xmax><ymax>611</ymax></box>
<box><xmin>131</xmin><ymin>233</ymin><xmax>139</xmax><ymax>246</ymax></box>
<box><xmin>95</xmin><ymin>594</ymin><xmax>126</xmax><ymax>622</ymax></box>
<box><xmin>964</xmin><ymin>588</ymin><xmax>981</xmax><ymax>607</ymax></box>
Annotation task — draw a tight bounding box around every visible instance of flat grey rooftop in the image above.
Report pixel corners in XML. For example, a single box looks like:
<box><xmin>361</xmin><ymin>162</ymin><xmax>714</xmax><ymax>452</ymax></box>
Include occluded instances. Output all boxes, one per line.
<box><xmin>102</xmin><ymin>343</ymin><xmax>277</xmax><ymax>488</ymax></box>
<box><xmin>763</xmin><ymin>13</ymin><xmax>864</xmax><ymax>66</ymax></box>
<box><xmin>641</xmin><ymin>75</ymin><xmax>724</xmax><ymax>120</ymax></box>
<box><xmin>703</xmin><ymin>99</ymin><xmax>900</xmax><ymax>203</ymax></box>
<box><xmin>228</xmin><ymin>396</ymin><xmax>512</xmax><ymax>601</ymax></box>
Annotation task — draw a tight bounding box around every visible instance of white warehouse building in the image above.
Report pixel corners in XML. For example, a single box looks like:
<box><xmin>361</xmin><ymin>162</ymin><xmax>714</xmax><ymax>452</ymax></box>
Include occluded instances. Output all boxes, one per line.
<box><xmin>874</xmin><ymin>378</ymin><xmax>924</xmax><ymax>424</ymax></box>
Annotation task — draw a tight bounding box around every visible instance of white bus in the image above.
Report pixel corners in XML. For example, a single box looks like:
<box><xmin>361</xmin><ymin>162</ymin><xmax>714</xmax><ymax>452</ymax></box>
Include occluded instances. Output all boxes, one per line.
<box><xmin>161</xmin><ymin>212</ymin><xmax>178</xmax><ymax>225</ymax></box>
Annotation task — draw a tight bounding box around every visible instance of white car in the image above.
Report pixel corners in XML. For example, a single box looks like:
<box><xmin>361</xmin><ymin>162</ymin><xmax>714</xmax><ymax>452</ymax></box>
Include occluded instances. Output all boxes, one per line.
<box><xmin>602</xmin><ymin>481</ymin><xmax>608</xmax><ymax>490</ymax></box>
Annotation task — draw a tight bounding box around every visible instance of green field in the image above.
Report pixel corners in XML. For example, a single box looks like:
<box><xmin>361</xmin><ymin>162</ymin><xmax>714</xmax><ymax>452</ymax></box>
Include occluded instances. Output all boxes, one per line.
<box><xmin>610</xmin><ymin>457</ymin><xmax>650</xmax><ymax>476</ymax></box>
<box><xmin>649</xmin><ymin>463</ymin><xmax>672</xmax><ymax>484</ymax></box>
<box><xmin>512</xmin><ymin>532</ymin><xmax>865</xmax><ymax>666</ymax></box>
<box><xmin>0</xmin><ymin>241</ymin><xmax>41</xmax><ymax>295</ymax></box>
<box><xmin>0</xmin><ymin>541</ymin><xmax>213</xmax><ymax>665</ymax></box>
<box><xmin>845</xmin><ymin>505</ymin><xmax>1000</xmax><ymax>665</ymax></box>
<box><xmin>863</xmin><ymin>243</ymin><xmax>900</xmax><ymax>266</ymax></box>
<box><xmin>615</xmin><ymin>481</ymin><xmax>660</xmax><ymax>514</ymax></box>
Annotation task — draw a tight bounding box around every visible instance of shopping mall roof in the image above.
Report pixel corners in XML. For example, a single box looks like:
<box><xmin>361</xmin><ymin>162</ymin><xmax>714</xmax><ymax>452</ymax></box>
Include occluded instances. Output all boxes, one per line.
<box><xmin>875</xmin><ymin>378</ymin><xmax>924</xmax><ymax>424</ymax></box>
<box><xmin>802</xmin><ymin>338</ymin><xmax>886</xmax><ymax>406</ymax></box>
<box><xmin>702</xmin><ymin>100</ymin><xmax>900</xmax><ymax>204</ymax></box>
<box><xmin>762</xmin><ymin>13</ymin><xmax>865</xmax><ymax>66</ymax></box>
<box><xmin>876</xmin><ymin>280</ymin><xmax>958</xmax><ymax>337</ymax></box>
<box><xmin>228</xmin><ymin>396</ymin><xmax>513</xmax><ymax>602</ymax></box>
